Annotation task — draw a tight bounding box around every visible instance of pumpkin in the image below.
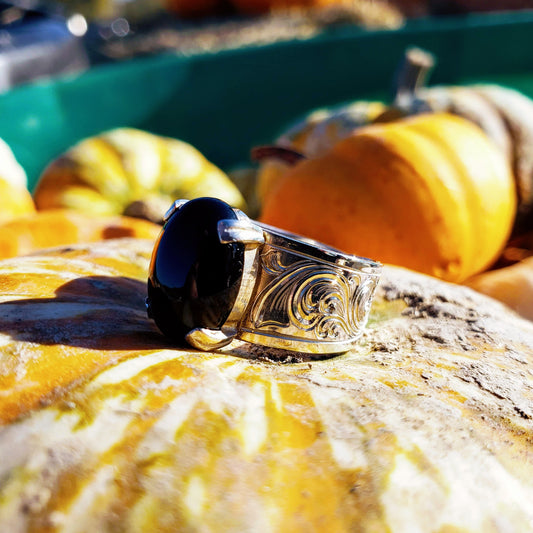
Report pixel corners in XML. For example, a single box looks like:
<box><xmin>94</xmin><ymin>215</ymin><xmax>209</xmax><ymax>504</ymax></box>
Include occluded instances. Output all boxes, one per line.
<box><xmin>374</xmin><ymin>48</ymin><xmax>533</xmax><ymax>234</ymax></box>
<box><xmin>0</xmin><ymin>137</ymin><xmax>28</xmax><ymax>189</ymax></box>
<box><xmin>163</xmin><ymin>0</ymin><xmax>404</xmax><ymax>22</ymax></box>
<box><xmin>257</xmin><ymin>47</ymin><xmax>533</xmax><ymax>234</ymax></box>
<box><xmin>255</xmin><ymin>100</ymin><xmax>386</xmax><ymax>204</ymax></box>
<box><xmin>260</xmin><ymin>112</ymin><xmax>516</xmax><ymax>283</ymax></box>
<box><xmin>464</xmin><ymin>230</ymin><xmax>533</xmax><ymax>321</ymax></box>
<box><xmin>388</xmin><ymin>50</ymin><xmax>533</xmax><ymax>235</ymax></box>
<box><xmin>33</xmin><ymin>128</ymin><xmax>246</xmax><ymax>224</ymax></box>
<box><xmin>1</xmin><ymin>237</ymin><xmax>533</xmax><ymax>530</ymax></box>
<box><xmin>465</xmin><ymin>256</ymin><xmax>533</xmax><ymax>322</ymax></box>
<box><xmin>0</xmin><ymin>209</ymin><xmax>161</xmax><ymax>260</ymax></box>
<box><xmin>0</xmin><ymin>179</ymin><xmax>36</xmax><ymax>225</ymax></box>
<box><xmin>0</xmin><ymin>138</ymin><xmax>36</xmax><ymax>224</ymax></box>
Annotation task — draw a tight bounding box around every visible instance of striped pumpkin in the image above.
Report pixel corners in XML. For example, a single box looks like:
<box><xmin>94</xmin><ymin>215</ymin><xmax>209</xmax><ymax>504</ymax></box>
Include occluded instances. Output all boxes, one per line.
<box><xmin>0</xmin><ymin>238</ymin><xmax>532</xmax><ymax>531</ymax></box>
<box><xmin>33</xmin><ymin>128</ymin><xmax>246</xmax><ymax>224</ymax></box>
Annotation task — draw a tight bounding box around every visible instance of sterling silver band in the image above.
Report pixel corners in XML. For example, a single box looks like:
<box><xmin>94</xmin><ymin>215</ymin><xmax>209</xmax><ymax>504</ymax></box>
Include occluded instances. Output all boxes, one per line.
<box><xmin>171</xmin><ymin>201</ymin><xmax>382</xmax><ymax>354</ymax></box>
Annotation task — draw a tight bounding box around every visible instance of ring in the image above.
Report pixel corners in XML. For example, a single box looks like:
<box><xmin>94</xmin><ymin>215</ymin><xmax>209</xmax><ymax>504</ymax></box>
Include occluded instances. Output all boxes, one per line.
<box><xmin>146</xmin><ymin>197</ymin><xmax>382</xmax><ymax>354</ymax></box>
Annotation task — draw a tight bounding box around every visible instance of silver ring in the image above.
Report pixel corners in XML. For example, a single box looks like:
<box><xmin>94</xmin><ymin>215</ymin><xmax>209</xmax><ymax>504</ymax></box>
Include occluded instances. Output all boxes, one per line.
<box><xmin>146</xmin><ymin>197</ymin><xmax>382</xmax><ymax>354</ymax></box>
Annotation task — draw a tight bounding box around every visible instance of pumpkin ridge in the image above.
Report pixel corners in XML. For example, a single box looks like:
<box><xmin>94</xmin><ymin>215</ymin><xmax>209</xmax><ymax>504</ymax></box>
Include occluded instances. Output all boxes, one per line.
<box><xmin>404</xmin><ymin>115</ymin><xmax>516</xmax><ymax>274</ymax></box>
<box><xmin>365</xmin><ymin>121</ymin><xmax>473</xmax><ymax>279</ymax></box>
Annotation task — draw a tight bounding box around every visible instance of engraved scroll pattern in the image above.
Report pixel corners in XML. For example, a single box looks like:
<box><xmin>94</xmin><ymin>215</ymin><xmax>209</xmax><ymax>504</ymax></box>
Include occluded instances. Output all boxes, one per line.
<box><xmin>250</xmin><ymin>249</ymin><xmax>378</xmax><ymax>341</ymax></box>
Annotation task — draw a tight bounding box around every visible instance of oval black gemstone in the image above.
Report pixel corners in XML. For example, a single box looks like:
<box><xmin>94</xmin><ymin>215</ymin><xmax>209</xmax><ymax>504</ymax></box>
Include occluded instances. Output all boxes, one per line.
<box><xmin>147</xmin><ymin>197</ymin><xmax>245</xmax><ymax>343</ymax></box>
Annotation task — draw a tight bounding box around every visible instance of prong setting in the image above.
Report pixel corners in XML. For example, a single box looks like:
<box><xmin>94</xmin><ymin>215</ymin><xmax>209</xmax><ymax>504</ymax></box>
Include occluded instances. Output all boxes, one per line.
<box><xmin>185</xmin><ymin>328</ymin><xmax>235</xmax><ymax>350</ymax></box>
<box><xmin>217</xmin><ymin>219</ymin><xmax>265</xmax><ymax>246</ymax></box>
<box><xmin>163</xmin><ymin>199</ymin><xmax>188</xmax><ymax>223</ymax></box>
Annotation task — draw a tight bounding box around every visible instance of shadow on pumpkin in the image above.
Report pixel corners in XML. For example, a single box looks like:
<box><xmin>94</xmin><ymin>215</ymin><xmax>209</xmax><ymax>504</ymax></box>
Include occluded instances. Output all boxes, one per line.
<box><xmin>0</xmin><ymin>275</ymin><xmax>337</xmax><ymax>362</ymax></box>
<box><xmin>0</xmin><ymin>275</ymin><xmax>169</xmax><ymax>351</ymax></box>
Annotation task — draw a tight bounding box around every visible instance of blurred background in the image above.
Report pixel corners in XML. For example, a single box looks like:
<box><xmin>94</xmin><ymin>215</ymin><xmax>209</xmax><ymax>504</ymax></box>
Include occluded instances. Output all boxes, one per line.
<box><xmin>1</xmin><ymin>0</ymin><xmax>531</xmax><ymax>91</ymax></box>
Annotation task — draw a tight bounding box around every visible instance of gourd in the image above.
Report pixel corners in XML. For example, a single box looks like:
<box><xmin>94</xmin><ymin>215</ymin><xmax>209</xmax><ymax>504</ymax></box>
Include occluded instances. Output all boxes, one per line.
<box><xmin>0</xmin><ymin>209</ymin><xmax>161</xmax><ymax>260</ymax></box>
<box><xmin>465</xmin><ymin>230</ymin><xmax>533</xmax><ymax>321</ymax></box>
<box><xmin>0</xmin><ymin>179</ymin><xmax>36</xmax><ymax>224</ymax></box>
<box><xmin>0</xmin><ymin>138</ymin><xmax>36</xmax><ymax>223</ymax></box>
<box><xmin>260</xmin><ymin>112</ymin><xmax>516</xmax><ymax>283</ymax></box>
<box><xmin>257</xmin><ymin>48</ymin><xmax>533</xmax><ymax>234</ymax></box>
<box><xmin>255</xmin><ymin>100</ymin><xmax>386</xmax><ymax>203</ymax></box>
<box><xmin>392</xmin><ymin>50</ymin><xmax>533</xmax><ymax>235</ymax></box>
<box><xmin>33</xmin><ymin>128</ymin><xmax>246</xmax><ymax>224</ymax></box>
<box><xmin>465</xmin><ymin>256</ymin><xmax>533</xmax><ymax>322</ymax></box>
<box><xmin>1</xmin><ymin>238</ymin><xmax>533</xmax><ymax>531</ymax></box>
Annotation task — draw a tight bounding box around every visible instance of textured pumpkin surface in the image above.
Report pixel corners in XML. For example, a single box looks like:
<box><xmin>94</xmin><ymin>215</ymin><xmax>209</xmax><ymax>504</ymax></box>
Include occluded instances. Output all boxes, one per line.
<box><xmin>414</xmin><ymin>84</ymin><xmax>533</xmax><ymax>234</ymax></box>
<box><xmin>33</xmin><ymin>128</ymin><xmax>246</xmax><ymax>222</ymax></box>
<box><xmin>0</xmin><ymin>209</ymin><xmax>161</xmax><ymax>260</ymax></box>
<box><xmin>261</xmin><ymin>113</ymin><xmax>516</xmax><ymax>282</ymax></box>
<box><xmin>1</xmin><ymin>238</ymin><xmax>533</xmax><ymax>531</ymax></box>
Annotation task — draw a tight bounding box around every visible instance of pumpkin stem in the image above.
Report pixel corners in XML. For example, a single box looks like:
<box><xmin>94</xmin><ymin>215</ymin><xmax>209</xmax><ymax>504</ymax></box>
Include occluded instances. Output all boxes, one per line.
<box><xmin>251</xmin><ymin>145</ymin><xmax>307</xmax><ymax>166</ymax></box>
<box><xmin>123</xmin><ymin>198</ymin><xmax>171</xmax><ymax>225</ymax></box>
<box><xmin>373</xmin><ymin>47</ymin><xmax>435</xmax><ymax>124</ymax></box>
<box><xmin>392</xmin><ymin>47</ymin><xmax>435</xmax><ymax>108</ymax></box>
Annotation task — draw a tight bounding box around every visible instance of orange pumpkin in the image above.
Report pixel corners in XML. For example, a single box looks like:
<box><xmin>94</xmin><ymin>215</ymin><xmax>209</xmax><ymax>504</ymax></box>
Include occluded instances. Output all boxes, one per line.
<box><xmin>0</xmin><ymin>237</ymin><xmax>533</xmax><ymax>530</ymax></box>
<box><xmin>465</xmin><ymin>256</ymin><xmax>533</xmax><ymax>322</ymax></box>
<box><xmin>464</xmin><ymin>230</ymin><xmax>533</xmax><ymax>321</ymax></box>
<box><xmin>257</xmin><ymin>48</ymin><xmax>533</xmax><ymax>234</ymax></box>
<box><xmin>260</xmin><ymin>112</ymin><xmax>516</xmax><ymax>282</ymax></box>
<box><xmin>376</xmin><ymin>48</ymin><xmax>533</xmax><ymax>234</ymax></box>
<box><xmin>255</xmin><ymin>100</ymin><xmax>386</xmax><ymax>204</ymax></box>
<box><xmin>0</xmin><ymin>209</ymin><xmax>161</xmax><ymax>260</ymax></box>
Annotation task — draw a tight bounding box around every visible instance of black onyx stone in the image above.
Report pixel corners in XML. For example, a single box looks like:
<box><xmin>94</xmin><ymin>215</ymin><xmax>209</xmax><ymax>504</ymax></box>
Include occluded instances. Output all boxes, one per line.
<box><xmin>147</xmin><ymin>197</ymin><xmax>244</xmax><ymax>343</ymax></box>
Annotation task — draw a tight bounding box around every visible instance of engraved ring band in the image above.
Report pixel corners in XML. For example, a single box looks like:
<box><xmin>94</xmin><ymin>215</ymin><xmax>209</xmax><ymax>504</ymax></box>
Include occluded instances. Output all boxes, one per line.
<box><xmin>146</xmin><ymin>197</ymin><xmax>382</xmax><ymax>354</ymax></box>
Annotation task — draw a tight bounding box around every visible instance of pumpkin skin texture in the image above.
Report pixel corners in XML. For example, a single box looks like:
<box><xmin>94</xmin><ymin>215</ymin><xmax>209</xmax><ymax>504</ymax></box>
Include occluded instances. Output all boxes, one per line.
<box><xmin>33</xmin><ymin>128</ymin><xmax>246</xmax><ymax>223</ymax></box>
<box><xmin>385</xmin><ymin>49</ymin><xmax>533</xmax><ymax>234</ymax></box>
<box><xmin>471</xmin><ymin>85</ymin><xmax>533</xmax><ymax>234</ymax></box>
<box><xmin>260</xmin><ymin>113</ymin><xmax>516</xmax><ymax>283</ymax></box>
<box><xmin>0</xmin><ymin>209</ymin><xmax>161</xmax><ymax>260</ymax></box>
<box><xmin>412</xmin><ymin>84</ymin><xmax>533</xmax><ymax>234</ymax></box>
<box><xmin>1</xmin><ymin>238</ymin><xmax>533</xmax><ymax>531</ymax></box>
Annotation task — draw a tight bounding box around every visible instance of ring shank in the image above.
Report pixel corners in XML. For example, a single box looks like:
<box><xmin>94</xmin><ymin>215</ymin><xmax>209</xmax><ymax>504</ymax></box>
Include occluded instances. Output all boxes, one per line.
<box><xmin>232</xmin><ymin>223</ymin><xmax>382</xmax><ymax>354</ymax></box>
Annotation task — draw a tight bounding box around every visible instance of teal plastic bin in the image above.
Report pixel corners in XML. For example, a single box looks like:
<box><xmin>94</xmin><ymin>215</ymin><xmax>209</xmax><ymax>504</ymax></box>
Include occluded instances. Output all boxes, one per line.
<box><xmin>1</xmin><ymin>11</ymin><xmax>533</xmax><ymax>191</ymax></box>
